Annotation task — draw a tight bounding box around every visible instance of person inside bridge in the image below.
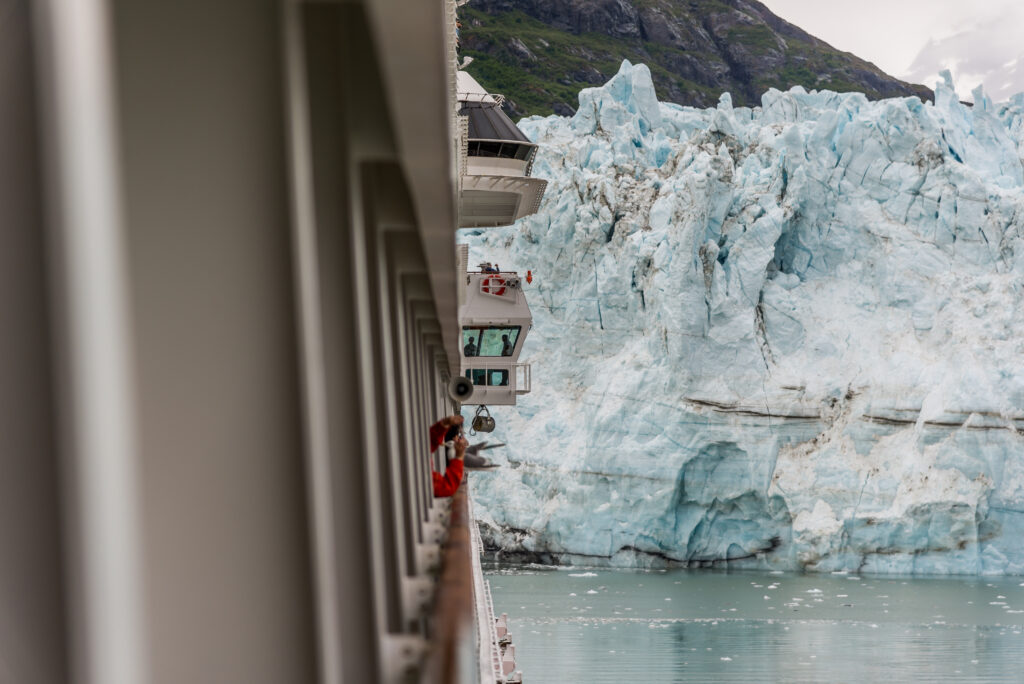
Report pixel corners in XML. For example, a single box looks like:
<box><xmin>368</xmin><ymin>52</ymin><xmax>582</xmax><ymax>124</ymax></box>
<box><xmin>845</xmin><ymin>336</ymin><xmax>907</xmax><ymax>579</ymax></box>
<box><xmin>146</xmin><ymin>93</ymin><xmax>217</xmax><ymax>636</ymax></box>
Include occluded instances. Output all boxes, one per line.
<box><xmin>464</xmin><ymin>335</ymin><xmax>478</xmax><ymax>357</ymax></box>
<box><xmin>501</xmin><ymin>333</ymin><xmax>513</xmax><ymax>356</ymax></box>
<box><xmin>428</xmin><ymin>414</ymin><xmax>467</xmax><ymax>497</ymax></box>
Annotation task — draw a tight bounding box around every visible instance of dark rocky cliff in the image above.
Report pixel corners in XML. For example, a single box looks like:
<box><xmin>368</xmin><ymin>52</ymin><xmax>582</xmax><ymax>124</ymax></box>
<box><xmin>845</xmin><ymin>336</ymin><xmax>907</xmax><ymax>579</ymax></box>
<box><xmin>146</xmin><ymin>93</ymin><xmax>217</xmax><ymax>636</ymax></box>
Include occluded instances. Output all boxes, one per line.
<box><xmin>459</xmin><ymin>0</ymin><xmax>933</xmax><ymax>116</ymax></box>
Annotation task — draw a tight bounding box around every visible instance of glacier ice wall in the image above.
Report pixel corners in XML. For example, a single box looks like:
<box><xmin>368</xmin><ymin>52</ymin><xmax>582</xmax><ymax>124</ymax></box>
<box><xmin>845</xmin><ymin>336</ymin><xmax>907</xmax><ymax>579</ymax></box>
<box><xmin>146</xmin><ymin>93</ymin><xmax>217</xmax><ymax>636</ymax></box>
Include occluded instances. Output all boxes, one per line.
<box><xmin>463</xmin><ymin>61</ymin><xmax>1024</xmax><ymax>575</ymax></box>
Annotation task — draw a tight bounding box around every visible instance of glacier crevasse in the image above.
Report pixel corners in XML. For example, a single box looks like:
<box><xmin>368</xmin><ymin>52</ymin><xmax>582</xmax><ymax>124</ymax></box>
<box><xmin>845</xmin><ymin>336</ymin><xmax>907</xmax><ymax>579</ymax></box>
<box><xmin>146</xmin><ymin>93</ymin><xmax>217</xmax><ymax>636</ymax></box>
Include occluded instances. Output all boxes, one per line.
<box><xmin>463</xmin><ymin>61</ymin><xmax>1024</xmax><ymax>575</ymax></box>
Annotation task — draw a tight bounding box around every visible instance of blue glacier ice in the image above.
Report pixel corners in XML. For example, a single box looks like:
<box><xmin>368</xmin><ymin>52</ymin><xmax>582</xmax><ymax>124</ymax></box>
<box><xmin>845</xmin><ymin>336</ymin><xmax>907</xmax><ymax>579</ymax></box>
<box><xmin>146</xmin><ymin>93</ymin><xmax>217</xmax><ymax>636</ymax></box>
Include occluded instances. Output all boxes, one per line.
<box><xmin>462</xmin><ymin>61</ymin><xmax>1024</xmax><ymax>575</ymax></box>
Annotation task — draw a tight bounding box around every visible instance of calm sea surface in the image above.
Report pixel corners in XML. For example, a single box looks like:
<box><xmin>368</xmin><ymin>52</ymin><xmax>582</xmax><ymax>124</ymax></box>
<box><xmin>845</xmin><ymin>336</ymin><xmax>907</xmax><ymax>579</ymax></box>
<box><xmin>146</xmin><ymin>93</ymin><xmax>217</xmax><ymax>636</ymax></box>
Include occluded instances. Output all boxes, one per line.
<box><xmin>486</xmin><ymin>566</ymin><xmax>1024</xmax><ymax>683</ymax></box>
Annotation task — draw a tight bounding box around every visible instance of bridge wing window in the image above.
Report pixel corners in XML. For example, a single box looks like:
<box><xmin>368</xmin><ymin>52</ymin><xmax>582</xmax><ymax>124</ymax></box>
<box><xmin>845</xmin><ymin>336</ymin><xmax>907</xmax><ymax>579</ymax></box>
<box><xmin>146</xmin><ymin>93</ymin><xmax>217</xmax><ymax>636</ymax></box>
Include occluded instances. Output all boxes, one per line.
<box><xmin>467</xmin><ymin>141</ymin><xmax>536</xmax><ymax>161</ymax></box>
<box><xmin>471</xmin><ymin>141</ymin><xmax>503</xmax><ymax>158</ymax></box>
<box><xmin>462</xmin><ymin>326</ymin><xmax>520</xmax><ymax>357</ymax></box>
<box><xmin>465</xmin><ymin>369</ymin><xmax>509</xmax><ymax>387</ymax></box>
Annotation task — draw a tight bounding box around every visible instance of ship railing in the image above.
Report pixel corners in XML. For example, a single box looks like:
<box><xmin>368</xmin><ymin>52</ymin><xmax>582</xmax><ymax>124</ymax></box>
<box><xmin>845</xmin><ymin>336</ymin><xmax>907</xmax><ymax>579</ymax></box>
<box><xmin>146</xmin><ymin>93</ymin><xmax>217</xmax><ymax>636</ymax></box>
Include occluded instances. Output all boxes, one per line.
<box><xmin>423</xmin><ymin>482</ymin><xmax>474</xmax><ymax>683</ymax></box>
<box><xmin>457</xmin><ymin>245</ymin><xmax>470</xmax><ymax>309</ymax></box>
<box><xmin>514</xmin><ymin>363</ymin><xmax>531</xmax><ymax>395</ymax></box>
<box><xmin>446</xmin><ymin>0</ymin><xmax>466</xmax><ymax>191</ymax></box>
<box><xmin>458</xmin><ymin>113</ymin><xmax>470</xmax><ymax>186</ymax></box>
<box><xmin>524</xmin><ymin>146</ymin><xmax>537</xmax><ymax>177</ymax></box>
<box><xmin>482</xmin><ymin>567</ymin><xmax>505</xmax><ymax>682</ymax></box>
<box><xmin>468</xmin><ymin>491</ymin><xmax>505</xmax><ymax>683</ymax></box>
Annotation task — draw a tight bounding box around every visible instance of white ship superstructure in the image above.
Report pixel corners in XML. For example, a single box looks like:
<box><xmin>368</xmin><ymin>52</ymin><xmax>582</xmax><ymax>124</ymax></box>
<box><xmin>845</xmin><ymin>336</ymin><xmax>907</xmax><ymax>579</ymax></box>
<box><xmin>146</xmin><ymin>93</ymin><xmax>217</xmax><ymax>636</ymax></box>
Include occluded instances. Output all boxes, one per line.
<box><xmin>452</xmin><ymin>68</ymin><xmax>546</xmax><ymax>419</ymax></box>
<box><xmin>457</xmin><ymin>269</ymin><xmax>533</xmax><ymax>406</ymax></box>
<box><xmin>457</xmin><ymin>71</ymin><xmax>548</xmax><ymax>228</ymax></box>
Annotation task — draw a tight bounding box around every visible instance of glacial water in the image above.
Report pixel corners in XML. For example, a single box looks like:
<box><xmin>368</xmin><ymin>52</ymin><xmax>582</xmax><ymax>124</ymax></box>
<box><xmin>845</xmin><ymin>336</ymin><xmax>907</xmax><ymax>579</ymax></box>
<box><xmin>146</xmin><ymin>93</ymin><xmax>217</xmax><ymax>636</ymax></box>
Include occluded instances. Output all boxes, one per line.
<box><xmin>487</xmin><ymin>566</ymin><xmax>1024</xmax><ymax>683</ymax></box>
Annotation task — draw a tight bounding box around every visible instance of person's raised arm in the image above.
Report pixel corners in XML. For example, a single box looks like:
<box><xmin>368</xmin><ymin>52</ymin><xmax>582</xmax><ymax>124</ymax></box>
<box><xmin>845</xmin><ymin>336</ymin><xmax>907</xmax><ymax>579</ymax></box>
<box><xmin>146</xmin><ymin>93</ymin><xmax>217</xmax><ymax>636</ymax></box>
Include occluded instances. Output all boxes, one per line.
<box><xmin>432</xmin><ymin>434</ymin><xmax>467</xmax><ymax>497</ymax></box>
<box><xmin>429</xmin><ymin>414</ymin><xmax>464</xmax><ymax>453</ymax></box>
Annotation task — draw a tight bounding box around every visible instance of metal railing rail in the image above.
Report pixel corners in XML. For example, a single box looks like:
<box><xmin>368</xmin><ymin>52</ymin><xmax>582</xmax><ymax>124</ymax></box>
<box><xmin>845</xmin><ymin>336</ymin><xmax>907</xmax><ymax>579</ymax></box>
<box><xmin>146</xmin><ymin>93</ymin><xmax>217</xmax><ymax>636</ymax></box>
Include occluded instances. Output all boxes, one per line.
<box><xmin>515</xmin><ymin>363</ymin><xmax>531</xmax><ymax>395</ymax></box>
<box><xmin>468</xmin><ymin>491</ymin><xmax>504</xmax><ymax>684</ymax></box>
<box><xmin>423</xmin><ymin>482</ymin><xmax>473</xmax><ymax>683</ymax></box>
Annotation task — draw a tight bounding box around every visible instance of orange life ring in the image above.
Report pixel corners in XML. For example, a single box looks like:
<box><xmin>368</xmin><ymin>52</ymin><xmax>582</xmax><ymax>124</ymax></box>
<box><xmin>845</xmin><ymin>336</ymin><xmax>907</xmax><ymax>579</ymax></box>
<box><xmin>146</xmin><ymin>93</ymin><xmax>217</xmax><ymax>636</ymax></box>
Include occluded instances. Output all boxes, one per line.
<box><xmin>481</xmin><ymin>276</ymin><xmax>506</xmax><ymax>296</ymax></box>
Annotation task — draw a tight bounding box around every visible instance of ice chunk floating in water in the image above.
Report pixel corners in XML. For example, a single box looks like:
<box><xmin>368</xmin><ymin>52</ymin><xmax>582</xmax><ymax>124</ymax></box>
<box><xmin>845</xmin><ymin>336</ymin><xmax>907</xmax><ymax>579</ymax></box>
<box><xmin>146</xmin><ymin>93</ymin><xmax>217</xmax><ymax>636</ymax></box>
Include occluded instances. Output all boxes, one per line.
<box><xmin>464</xmin><ymin>61</ymin><xmax>1024</xmax><ymax>575</ymax></box>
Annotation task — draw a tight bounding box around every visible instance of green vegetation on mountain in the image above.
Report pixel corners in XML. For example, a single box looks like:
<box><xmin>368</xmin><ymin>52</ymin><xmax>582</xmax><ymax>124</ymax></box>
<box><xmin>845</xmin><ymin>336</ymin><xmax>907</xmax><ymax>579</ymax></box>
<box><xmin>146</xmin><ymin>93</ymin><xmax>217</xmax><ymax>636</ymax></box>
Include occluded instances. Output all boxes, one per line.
<box><xmin>459</xmin><ymin>0</ymin><xmax>932</xmax><ymax>117</ymax></box>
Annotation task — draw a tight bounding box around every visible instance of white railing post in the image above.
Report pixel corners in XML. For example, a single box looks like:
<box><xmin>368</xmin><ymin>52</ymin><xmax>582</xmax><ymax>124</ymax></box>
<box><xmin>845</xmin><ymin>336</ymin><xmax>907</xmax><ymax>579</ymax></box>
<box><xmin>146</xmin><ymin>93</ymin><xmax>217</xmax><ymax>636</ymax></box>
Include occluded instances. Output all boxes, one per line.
<box><xmin>515</xmin><ymin>363</ymin><xmax>531</xmax><ymax>395</ymax></box>
<box><xmin>467</xmin><ymin>491</ymin><xmax>505</xmax><ymax>684</ymax></box>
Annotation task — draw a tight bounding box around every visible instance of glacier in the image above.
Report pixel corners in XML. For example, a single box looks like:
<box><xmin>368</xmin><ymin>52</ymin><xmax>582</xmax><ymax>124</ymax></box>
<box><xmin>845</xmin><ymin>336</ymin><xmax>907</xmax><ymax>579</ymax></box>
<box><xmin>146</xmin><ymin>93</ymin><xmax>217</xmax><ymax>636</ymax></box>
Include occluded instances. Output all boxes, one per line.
<box><xmin>462</xmin><ymin>61</ymin><xmax>1024</xmax><ymax>575</ymax></box>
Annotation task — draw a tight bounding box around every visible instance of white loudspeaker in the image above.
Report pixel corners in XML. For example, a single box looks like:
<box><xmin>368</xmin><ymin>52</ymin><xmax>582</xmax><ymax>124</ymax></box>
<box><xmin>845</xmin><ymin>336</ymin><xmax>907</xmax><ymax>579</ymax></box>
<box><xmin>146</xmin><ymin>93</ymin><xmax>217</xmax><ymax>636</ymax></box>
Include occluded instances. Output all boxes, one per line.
<box><xmin>447</xmin><ymin>375</ymin><xmax>474</xmax><ymax>402</ymax></box>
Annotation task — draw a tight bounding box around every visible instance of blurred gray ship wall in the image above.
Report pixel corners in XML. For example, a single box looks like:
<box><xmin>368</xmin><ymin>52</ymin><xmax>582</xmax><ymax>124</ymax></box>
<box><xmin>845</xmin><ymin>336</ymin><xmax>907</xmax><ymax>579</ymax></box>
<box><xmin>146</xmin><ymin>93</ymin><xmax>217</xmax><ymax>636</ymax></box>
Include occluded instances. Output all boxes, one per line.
<box><xmin>1</xmin><ymin>1</ymin><xmax>477</xmax><ymax>683</ymax></box>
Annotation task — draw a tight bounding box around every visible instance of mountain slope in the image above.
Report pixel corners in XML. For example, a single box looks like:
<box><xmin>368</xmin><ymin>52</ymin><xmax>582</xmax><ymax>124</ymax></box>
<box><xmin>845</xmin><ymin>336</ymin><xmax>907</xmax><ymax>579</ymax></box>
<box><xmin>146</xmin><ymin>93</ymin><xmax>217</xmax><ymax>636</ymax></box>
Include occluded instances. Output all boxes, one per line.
<box><xmin>459</xmin><ymin>0</ymin><xmax>933</xmax><ymax>117</ymax></box>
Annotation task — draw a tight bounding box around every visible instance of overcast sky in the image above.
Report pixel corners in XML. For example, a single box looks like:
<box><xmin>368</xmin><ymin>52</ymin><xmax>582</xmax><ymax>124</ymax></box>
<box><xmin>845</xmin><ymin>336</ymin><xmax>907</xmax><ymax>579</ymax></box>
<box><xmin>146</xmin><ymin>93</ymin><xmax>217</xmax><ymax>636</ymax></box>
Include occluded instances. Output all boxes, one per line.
<box><xmin>761</xmin><ymin>0</ymin><xmax>1024</xmax><ymax>102</ymax></box>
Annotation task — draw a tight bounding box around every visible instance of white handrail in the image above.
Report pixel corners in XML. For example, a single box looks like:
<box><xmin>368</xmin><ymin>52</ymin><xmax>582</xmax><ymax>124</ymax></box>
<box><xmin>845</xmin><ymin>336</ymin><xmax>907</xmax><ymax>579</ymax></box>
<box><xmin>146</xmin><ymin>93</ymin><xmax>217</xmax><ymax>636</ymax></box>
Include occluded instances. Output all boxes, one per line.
<box><xmin>468</xmin><ymin>492</ymin><xmax>505</xmax><ymax>683</ymax></box>
<box><xmin>514</xmin><ymin>363</ymin><xmax>531</xmax><ymax>395</ymax></box>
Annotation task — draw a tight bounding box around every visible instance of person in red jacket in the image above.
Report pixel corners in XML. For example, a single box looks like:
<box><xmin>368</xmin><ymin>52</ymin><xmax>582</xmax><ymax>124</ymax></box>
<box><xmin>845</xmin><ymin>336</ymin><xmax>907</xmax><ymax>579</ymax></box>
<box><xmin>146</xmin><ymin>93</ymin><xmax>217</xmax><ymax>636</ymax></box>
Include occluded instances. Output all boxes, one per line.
<box><xmin>429</xmin><ymin>414</ymin><xmax>467</xmax><ymax>497</ymax></box>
